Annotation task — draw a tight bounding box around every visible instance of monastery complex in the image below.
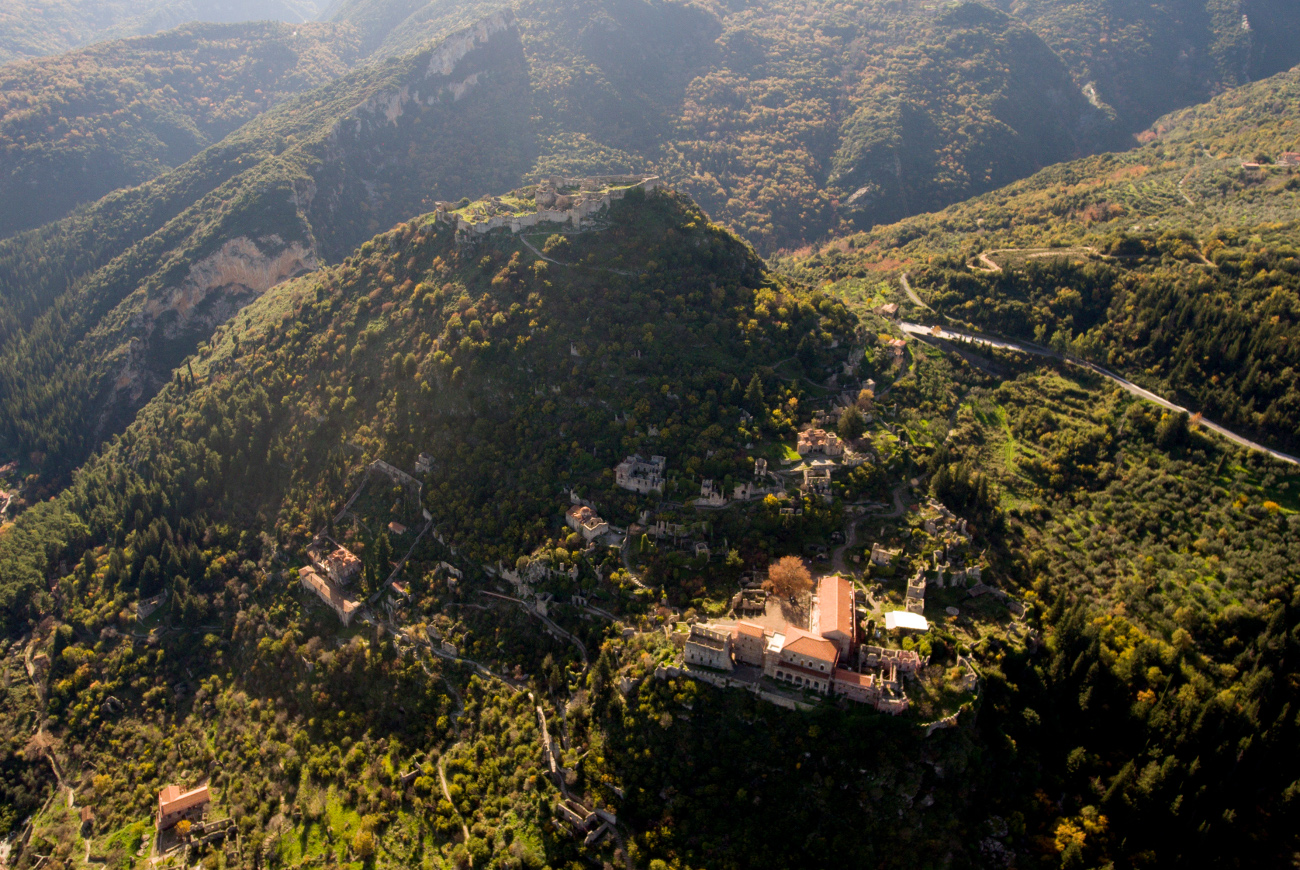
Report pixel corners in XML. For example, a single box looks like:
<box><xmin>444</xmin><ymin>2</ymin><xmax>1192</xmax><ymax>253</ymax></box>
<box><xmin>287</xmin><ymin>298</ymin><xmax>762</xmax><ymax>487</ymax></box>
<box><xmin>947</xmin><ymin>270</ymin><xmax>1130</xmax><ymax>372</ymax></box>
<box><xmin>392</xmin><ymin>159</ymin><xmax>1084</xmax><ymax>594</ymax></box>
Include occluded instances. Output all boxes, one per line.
<box><xmin>682</xmin><ymin>575</ymin><xmax>920</xmax><ymax>714</ymax></box>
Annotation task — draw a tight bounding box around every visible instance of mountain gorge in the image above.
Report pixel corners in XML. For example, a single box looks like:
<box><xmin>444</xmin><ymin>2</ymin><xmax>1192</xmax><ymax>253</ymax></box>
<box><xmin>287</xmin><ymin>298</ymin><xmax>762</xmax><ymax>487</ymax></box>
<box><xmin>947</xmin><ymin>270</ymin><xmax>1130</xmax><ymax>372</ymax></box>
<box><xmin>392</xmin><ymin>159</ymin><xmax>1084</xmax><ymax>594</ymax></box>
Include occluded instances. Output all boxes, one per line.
<box><xmin>321</xmin><ymin>0</ymin><xmax>1300</xmax><ymax>251</ymax></box>
<box><xmin>6</xmin><ymin>0</ymin><xmax>1299</xmax><ymax>484</ymax></box>
<box><xmin>0</xmin><ymin>12</ymin><xmax>533</xmax><ymax>480</ymax></box>
<box><xmin>785</xmin><ymin>60</ymin><xmax>1300</xmax><ymax>453</ymax></box>
<box><xmin>996</xmin><ymin>0</ymin><xmax>1300</xmax><ymax>129</ymax></box>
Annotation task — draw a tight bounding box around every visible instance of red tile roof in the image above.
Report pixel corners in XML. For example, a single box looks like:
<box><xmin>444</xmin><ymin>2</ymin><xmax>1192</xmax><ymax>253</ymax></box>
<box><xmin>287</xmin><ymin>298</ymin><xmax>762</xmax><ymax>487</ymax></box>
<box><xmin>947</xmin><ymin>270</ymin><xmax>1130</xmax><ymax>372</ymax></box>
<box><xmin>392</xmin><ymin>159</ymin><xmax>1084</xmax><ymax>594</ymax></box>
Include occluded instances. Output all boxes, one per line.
<box><xmin>733</xmin><ymin>621</ymin><xmax>765</xmax><ymax>638</ymax></box>
<box><xmin>781</xmin><ymin>627</ymin><xmax>838</xmax><ymax>664</ymax></box>
<box><xmin>158</xmin><ymin>784</ymin><xmax>209</xmax><ymax>817</ymax></box>
<box><xmin>833</xmin><ymin>668</ymin><xmax>874</xmax><ymax>688</ymax></box>
<box><xmin>818</xmin><ymin>575</ymin><xmax>854</xmax><ymax>640</ymax></box>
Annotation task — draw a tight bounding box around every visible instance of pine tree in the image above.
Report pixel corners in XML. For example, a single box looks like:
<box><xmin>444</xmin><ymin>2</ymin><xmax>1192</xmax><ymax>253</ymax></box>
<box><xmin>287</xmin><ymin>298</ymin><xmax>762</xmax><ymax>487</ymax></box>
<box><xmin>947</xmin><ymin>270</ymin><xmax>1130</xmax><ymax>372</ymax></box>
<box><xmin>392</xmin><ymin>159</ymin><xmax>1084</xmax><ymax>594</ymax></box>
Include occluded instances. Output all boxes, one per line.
<box><xmin>744</xmin><ymin>374</ymin><xmax>766</xmax><ymax>413</ymax></box>
<box><xmin>376</xmin><ymin>533</ymin><xmax>393</xmax><ymax>577</ymax></box>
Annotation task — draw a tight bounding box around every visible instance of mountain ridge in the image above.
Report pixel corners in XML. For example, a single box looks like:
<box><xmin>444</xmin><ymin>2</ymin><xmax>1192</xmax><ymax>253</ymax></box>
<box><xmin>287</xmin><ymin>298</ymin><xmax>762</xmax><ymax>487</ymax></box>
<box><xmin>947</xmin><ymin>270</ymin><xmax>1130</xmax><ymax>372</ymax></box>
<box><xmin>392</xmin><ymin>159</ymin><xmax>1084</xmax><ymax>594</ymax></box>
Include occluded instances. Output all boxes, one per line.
<box><xmin>0</xmin><ymin>21</ymin><xmax>362</xmax><ymax>239</ymax></box>
<box><xmin>0</xmin><ymin>10</ymin><xmax>533</xmax><ymax>481</ymax></box>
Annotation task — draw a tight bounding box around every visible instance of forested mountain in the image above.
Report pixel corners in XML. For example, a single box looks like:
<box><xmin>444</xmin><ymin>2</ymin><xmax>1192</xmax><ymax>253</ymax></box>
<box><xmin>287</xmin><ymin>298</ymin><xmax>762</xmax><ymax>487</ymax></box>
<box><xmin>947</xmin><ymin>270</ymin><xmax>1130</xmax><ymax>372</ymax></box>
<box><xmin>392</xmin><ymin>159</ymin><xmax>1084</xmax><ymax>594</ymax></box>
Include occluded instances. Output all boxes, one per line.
<box><xmin>784</xmin><ymin>61</ymin><xmax>1300</xmax><ymax>452</ymax></box>
<box><xmin>321</xmin><ymin>0</ymin><xmax>1300</xmax><ymax>251</ymax></box>
<box><xmin>0</xmin><ymin>12</ymin><xmax>531</xmax><ymax>482</ymax></box>
<box><xmin>7</xmin><ymin>0</ymin><xmax>1298</xmax><ymax>256</ymax></box>
<box><xmin>0</xmin><ymin>0</ymin><xmax>324</xmax><ymax>65</ymax></box>
<box><xmin>828</xmin><ymin>2</ymin><xmax>1112</xmax><ymax>229</ymax></box>
<box><xmin>0</xmin><ymin>22</ymin><xmax>360</xmax><ymax>238</ymax></box>
<box><xmin>995</xmin><ymin>0</ymin><xmax>1300</xmax><ymax>129</ymax></box>
<box><xmin>325</xmin><ymin>0</ymin><xmax>506</xmax><ymax>59</ymax></box>
<box><xmin>1</xmin><ymin>187</ymin><xmax>1297</xmax><ymax>868</ymax></box>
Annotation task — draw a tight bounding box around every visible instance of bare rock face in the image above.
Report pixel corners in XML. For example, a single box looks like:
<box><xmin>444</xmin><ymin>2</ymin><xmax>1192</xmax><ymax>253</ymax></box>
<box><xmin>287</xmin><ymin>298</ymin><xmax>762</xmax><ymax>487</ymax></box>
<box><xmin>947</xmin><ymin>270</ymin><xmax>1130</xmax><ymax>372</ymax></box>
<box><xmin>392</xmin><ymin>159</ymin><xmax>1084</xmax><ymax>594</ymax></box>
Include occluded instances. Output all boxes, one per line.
<box><xmin>140</xmin><ymin>236</ymin><xmax>314</xmax><ymax>339</ymax></box>
<box><xmin>536</xmin><ymin>188</ymin><xmax>557</xmax><ymax>208</ymax></box>
<box><xmin>103</xmin><ymin>234</ymin><xmax>314</xmax><ymax>430</ymax></box>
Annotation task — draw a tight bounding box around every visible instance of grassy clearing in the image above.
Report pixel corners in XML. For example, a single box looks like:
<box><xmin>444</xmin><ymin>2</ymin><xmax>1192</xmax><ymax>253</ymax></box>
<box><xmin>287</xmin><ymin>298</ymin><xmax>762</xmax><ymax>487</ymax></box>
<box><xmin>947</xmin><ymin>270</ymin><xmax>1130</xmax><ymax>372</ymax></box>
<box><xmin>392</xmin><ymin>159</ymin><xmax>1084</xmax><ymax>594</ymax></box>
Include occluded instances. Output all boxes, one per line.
<box><xmin>100</xmin><ymin>819</ymin><xmax>150</xmax><ymax>870</ymax></box>
<box><xmin>278</xmin><ymin>787</ymin><xmax>364</xmax><ymax>866</ymax></box>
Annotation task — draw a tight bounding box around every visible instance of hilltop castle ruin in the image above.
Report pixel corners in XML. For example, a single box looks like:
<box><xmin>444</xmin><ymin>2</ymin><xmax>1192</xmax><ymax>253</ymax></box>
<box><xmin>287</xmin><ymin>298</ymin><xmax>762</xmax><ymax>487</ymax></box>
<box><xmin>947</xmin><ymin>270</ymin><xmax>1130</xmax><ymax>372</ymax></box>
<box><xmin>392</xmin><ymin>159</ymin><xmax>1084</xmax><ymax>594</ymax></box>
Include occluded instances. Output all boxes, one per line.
<box><xmin>434</xmin><ymin>175</ymin><xmax>661</xmax><ymax>240</ymax></box>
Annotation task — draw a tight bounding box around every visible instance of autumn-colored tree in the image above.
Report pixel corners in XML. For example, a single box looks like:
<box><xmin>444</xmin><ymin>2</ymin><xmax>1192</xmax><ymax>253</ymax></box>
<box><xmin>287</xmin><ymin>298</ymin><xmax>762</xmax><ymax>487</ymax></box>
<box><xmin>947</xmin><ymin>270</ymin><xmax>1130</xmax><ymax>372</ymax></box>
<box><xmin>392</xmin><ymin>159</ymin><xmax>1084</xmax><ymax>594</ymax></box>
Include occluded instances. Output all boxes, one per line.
<box><xmin>174</xmin><ymin>819</ymin><xmax>191</xmax><ymax>838</ymax></box>
<box><xmin>766</xmin><ymin>556</ymin><xmax>813</xmax><ymax>598</ymax></box>
<box><xmin>352</xmin><ymin>827</ymin><xmax>376</xmax><ymax>857</ymax></box>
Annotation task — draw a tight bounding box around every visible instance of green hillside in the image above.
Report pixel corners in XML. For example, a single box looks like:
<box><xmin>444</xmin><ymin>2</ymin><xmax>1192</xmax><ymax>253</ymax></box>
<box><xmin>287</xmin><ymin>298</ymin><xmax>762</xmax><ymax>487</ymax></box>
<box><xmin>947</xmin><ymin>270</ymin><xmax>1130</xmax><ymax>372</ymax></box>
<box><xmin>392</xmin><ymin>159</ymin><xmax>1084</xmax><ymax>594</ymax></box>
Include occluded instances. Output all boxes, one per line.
<box><xmin>0</xmin><ymin>187</ymin><xmax>855</xmax><ymax>861</ymax></box>
<box><xmin>0</xmin><ymin>12</ymin><xmax>532</xmax><ymax>482</ymax></box>
<box><xmin>6</xmin><ymin>0</ymin><xmax>1298</xmax><ymax>483</ymax></box>
<box><xmin>1</xmin><ymin>187</ymin><xmax>1297</xmax><ymax>868</ymax></box>
<box><xmin>0</xmin><ymin>0</ymin><xmax>323</xmax><ymax>65</ymax></box>
<box><xmin>785</xmin><ymin>62</ymin><xmax>1300</xmax><ymax>453</ymax></box>
<box><xmin>0</xmin><ymin>22</ymin><xmax>361</xmax><ymax>239</ymax></box>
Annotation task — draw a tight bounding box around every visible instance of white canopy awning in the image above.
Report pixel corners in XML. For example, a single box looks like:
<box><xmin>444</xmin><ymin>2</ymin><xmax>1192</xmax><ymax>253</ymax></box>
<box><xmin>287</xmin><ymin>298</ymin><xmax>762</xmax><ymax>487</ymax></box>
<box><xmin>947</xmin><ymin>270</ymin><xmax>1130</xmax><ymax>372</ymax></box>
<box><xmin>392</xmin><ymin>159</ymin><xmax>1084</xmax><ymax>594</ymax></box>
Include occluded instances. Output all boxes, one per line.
<box><xmin>885</xmin><ymin>611</ymin><xmax>929</xmax><ymax>632</ymax></box>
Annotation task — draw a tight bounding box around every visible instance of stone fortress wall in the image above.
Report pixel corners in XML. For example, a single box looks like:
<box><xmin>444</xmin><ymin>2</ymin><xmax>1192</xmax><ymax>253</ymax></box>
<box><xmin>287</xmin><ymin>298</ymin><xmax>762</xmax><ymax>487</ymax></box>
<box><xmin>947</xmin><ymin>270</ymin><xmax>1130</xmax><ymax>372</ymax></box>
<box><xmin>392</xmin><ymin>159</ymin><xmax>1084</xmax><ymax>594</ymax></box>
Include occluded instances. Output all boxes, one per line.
<box><xmin>435</xmin><ymin>175</ymin><xmax>662</xmax><ymax>239</ymax></box>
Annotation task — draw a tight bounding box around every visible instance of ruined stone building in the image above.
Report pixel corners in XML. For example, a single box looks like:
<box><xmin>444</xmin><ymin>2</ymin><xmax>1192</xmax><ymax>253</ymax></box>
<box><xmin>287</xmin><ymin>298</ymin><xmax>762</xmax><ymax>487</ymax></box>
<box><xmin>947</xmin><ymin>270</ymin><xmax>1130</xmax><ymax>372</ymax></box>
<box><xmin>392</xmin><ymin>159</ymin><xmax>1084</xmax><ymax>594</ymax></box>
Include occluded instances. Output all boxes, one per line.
<box><xmin>906</xmin><ymin>567</ymin><xmax>927</xmax><ymax>615</ymax></box>
<box><xmin>614</xmin><ymin>454</ymin><xmax>666</xmax><ymax>494</ymax></box>
<box><xmin>870</xmin><ymin>543</ymin><xmax>899</xmax><ymax>566</ymax></box>
<box><xmin>694</xmin><ymin>478</ymin><xmax>728</xmax><ymax>507</ymax></box>
<box><xmin>684</xmin><ymin>624</ymin><xmax>733</xmax><ymax>671</ymax></box>
<box><xmin>802</xmin><ymin>467</ymin><xmax>832</xmax><ymax>503</ymax></box>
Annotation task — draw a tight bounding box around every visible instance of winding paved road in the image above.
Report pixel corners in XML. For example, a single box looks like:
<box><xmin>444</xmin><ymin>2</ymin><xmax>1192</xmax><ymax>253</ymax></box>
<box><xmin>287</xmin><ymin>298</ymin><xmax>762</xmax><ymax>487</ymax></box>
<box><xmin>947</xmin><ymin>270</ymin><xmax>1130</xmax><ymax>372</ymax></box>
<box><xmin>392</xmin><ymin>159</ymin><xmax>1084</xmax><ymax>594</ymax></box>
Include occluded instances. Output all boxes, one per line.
<box><xmin>901</xmin><ymin>321</ymin><xmax>1300</xmax><ymax>466</ymax></box>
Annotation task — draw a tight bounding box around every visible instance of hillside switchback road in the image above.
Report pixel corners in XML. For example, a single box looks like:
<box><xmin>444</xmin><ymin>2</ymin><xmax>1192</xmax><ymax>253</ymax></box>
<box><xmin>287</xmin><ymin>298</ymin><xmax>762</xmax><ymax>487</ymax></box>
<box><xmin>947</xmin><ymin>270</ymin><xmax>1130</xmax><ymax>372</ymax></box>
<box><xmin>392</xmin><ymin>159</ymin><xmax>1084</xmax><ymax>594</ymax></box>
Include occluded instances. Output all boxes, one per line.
<box><xmin>901</xmin><ymin>321</ymin><xmax>1300</xmax><ymax>466</ymax></box>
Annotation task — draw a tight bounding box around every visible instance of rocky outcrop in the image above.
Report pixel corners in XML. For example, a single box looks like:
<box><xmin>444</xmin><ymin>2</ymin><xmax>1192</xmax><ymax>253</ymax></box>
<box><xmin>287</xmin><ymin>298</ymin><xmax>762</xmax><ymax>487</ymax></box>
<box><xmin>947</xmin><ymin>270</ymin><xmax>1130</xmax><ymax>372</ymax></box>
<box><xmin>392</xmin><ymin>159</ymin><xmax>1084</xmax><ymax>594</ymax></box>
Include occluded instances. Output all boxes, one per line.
<box><xmin>307</xmin><ymin>9</ymin><xmax>532</xmax><ymax>261</ymax></box>
<box><xmin>348</xmin><ymin>10</ymin><xmax>517</xmax><ymax>130</ymax></box>
<box><xmin>139</xmin><ymin>236</ymin><xmax>314</xmax><ymax>335</ymax></box>
<box><xmin>105</xmin><ymin>234</ymin><xmax>314</xmax><ymax>418</ymax></box>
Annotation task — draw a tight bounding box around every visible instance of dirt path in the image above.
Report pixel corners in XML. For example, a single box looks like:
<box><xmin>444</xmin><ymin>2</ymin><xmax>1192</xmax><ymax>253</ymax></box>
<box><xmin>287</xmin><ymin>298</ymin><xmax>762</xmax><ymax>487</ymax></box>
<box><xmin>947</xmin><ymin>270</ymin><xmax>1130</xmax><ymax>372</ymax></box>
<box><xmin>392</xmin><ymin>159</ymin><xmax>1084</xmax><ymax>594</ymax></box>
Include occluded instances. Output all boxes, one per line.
<box><xmin>619</xmin><ymin>542</ymin><xmax>648</xmax><ymax>589</ymax></box>
<box><xmin>437</xmin><ymin>755</ymin><xmax>472</xmax><ymax>856</ymax></box>
<box><xmin>830</xmin><ymin>517</ymin><xmax>858</xmax><ymax>575</ymax></box>
<box><xmin>901</xmin><ymin>322</ymin><xmax>1300</xmax><ymax>466</ymax></box>
<box><xmin>899</xmin><ymin>272</ymin><xmax>930</xmax><ymax>310</ymax></box>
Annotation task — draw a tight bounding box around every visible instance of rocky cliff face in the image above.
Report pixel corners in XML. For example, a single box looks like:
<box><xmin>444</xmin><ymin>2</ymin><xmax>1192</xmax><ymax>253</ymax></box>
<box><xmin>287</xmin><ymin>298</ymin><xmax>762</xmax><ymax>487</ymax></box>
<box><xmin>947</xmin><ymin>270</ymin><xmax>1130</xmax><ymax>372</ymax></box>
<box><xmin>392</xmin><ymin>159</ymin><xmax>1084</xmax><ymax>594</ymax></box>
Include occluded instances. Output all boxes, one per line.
<box><xmin>307</xmin><ymin>10</ymin><xmax>534</xmax><ymax>260</ymax></box>
<box><xmin>139</xmin><ymin>236</ymin><xmax>315</xmax><ymax>337</ymax></box>
<box><xmin>92</xmin><ymin>14</ymin><xmax>531</xmax><ymax>443</ymax></box>
<box><xmin>100</xmin><ymin>234</ymin><xmax>315</xmax><ymax>440</ymax></box>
